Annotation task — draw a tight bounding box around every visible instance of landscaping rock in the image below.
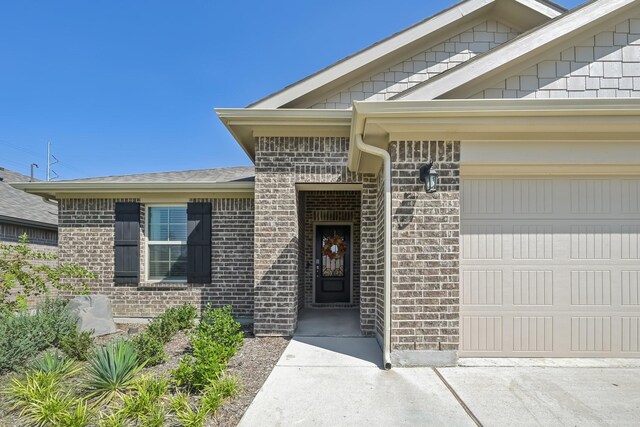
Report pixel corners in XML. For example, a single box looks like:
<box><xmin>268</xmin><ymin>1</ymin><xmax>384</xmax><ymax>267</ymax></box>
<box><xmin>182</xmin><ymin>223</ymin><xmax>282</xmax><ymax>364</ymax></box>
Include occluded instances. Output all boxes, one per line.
<box><xmin>67</xmin><ymin>295</ymin><xmax>117</xmax><ymax>337</ymax></box>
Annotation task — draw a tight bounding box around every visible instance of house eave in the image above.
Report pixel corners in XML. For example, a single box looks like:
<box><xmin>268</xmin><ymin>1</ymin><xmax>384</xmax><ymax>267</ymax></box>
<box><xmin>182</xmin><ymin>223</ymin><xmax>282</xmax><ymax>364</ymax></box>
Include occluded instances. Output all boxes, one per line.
<box><xmin>216</xmin><ymin>108</ymin><xmax>353</xmax><ymax>161</ymax></box>
<box><xmin>0</xmin><ymin>215</ymin><xmax>58</xmax><ymax>231</ymax></box>
<box><xmin>10</xmin><ymin>181</ymin><xmax>256</xmax><ymax>199</ymax></box>
<box><xmin>349</xmin><ymin>98</ymin><xmax>640</xmax><ymax>173</ymax></box>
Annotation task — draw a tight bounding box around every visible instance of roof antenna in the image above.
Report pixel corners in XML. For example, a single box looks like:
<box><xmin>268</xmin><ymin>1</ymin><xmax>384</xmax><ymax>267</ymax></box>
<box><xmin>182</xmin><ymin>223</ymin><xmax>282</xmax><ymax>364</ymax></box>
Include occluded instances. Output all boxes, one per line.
<box><xmin>47</xmin><ymin>142</ymin><xmax>59</xmax><ymax>181</ymax></box>
<box><xmin>30</xmin><ymin>163</ymin><xmax>39</xmax><ymax>182</ymax></box>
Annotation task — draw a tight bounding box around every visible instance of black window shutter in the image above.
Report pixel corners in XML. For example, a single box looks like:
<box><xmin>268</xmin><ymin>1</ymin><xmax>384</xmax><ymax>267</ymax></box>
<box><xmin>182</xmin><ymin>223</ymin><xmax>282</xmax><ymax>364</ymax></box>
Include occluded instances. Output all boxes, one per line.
<box><xmin>187</xmin><ymin>202</ymin><xmax>212</xmax><ymax>284</ymax></box>
<box><xmin>114</xmin><ymin>202</ymin><xmax>140</xmax><ymax>284</ymax></box>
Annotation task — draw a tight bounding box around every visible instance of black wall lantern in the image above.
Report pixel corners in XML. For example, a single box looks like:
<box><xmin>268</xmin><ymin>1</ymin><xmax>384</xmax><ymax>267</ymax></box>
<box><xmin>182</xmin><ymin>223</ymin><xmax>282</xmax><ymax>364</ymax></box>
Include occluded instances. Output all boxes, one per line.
<box><xmin>419</xmin><ymin>161</ymin><xmax>438</xmax><ymax>193</ymax></box>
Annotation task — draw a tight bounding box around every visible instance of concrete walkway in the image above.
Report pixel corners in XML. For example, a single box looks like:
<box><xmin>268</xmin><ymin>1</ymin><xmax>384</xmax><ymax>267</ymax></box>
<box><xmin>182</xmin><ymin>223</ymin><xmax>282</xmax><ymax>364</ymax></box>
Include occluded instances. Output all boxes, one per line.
<box><xmin>239</xmin><ymin>310</ymin><xmax>640</xmax><ymax>426</ymax></box>
<box><xmin>238</xmin><ymin>336</ymin><xmax>475</xmax><ymax>427</ymax></box>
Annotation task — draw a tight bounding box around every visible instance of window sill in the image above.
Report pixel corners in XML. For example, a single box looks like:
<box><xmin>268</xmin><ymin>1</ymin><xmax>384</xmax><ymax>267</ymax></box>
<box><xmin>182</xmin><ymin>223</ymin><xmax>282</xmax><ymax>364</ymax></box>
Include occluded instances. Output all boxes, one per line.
<box><xmin>137</xmin><ymin>281</ymin><xmax>191</xmax><ymax>291</ymax></box>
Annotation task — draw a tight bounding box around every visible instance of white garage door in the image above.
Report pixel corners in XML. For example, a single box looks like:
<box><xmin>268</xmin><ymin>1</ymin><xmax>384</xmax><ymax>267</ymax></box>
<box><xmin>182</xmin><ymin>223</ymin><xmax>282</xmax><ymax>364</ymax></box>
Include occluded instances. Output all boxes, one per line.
<box><xmin>460</xmin><ymin>177</ymin><xmax>640</xmax><ymax>357</ymax></box>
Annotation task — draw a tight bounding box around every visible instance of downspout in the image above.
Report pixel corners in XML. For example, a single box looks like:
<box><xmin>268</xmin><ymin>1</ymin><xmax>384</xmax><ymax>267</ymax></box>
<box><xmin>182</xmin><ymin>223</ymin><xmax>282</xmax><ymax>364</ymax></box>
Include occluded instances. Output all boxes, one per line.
<box><xmin>355</xmin><ymin>134</ymin><xmax>392</xmax><ymax>370</ymax></box>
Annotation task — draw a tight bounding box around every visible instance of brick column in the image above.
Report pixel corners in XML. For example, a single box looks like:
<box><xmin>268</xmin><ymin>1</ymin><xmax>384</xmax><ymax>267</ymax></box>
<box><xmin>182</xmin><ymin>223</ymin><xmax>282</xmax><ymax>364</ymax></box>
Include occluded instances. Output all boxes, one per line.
<box><xmin>253</xmin><ymin>138</ymin><xmax>300</xmax><ymax>336</ymax></box>
<box><xmin>389</xmin><ymin>140</ymin><xmax>461</xmax><ymax>366</ymax></box>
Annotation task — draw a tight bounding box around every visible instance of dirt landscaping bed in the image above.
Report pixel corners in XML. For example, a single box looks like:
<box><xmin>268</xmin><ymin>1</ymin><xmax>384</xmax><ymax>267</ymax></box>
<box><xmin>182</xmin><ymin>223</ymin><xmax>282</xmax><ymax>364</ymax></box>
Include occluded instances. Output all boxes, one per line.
<box><xmin>0</xmin><ymin>322</ymin><xmax>289</xmax><ymax>427</ymax></box>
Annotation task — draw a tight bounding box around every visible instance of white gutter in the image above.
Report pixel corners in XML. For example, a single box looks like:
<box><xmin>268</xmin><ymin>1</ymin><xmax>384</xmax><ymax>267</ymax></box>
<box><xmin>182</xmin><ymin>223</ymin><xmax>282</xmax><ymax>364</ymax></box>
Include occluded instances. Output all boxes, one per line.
<box><xmin>354</xmin><ymin>134</ymin><xmax>392</xmax><ymax>370</ymax></box>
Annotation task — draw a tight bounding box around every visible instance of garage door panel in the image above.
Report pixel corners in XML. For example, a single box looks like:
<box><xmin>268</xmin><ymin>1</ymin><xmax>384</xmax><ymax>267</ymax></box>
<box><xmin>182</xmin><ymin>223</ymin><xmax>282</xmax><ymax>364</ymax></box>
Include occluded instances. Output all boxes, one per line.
<box><xmin>621</xmin><ymin>179</ymin><xmax>640</xmax><ymax>214</ymax></box>
<box><xmin>622</xmin><ymin>271</ymin><xmax>640</xmax><ymax>305</ymax></box>
<box><xmin>461</xmin><ymin>176</ymin><xmax>640</xmax><ymax>357</ymax></box>
<box><xmin>570</xmin><ymin>179</ymin><xmax>612</xmax><ymax>214</ymax></box>
<box><xmin>621</xmin><ymin>226</ymin><xmax>640</xmax><ymax>259</ymax></box>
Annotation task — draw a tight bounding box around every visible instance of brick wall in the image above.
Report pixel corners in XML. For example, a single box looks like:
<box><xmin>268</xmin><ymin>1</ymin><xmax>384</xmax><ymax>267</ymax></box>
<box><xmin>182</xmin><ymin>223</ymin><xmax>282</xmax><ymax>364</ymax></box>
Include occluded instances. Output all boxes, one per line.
<box><xmin>58</xmin><ymin>197</ymin><xmax>254</xmax><ymax>318</ymax></box>
<box><xmin>475</xmin><ymin>17</ymin><xmax>640</xmax><ymax>98</ymax></box>
<box><xmin>389</xmin><ymin>141</ymin><xmax>461</xmax><ymax>353</ymax></box>
<box><xmin>302</xmin><ymin>191</ymin><xmax>361</xmax><ymax>308</ymax></box>
<box><xmin>253</xmin><ymin>136</ymin><xmax>372</xmax><ymax>336</ymax></box>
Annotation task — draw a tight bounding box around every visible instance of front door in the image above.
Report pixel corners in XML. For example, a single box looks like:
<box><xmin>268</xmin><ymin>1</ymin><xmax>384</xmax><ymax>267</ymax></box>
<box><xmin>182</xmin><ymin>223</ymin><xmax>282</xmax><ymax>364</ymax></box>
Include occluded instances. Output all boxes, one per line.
<box><xmin>315</xmin><ymin>225</ymin><xmax>351</xmax><ymax>304</ymax></box>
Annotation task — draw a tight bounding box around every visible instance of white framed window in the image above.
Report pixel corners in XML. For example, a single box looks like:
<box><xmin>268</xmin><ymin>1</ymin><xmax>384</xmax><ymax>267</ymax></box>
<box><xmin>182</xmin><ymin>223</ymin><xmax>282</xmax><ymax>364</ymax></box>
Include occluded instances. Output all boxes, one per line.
<box><xmin>146</xmin><ymin>205</ymin><xmax>187</xmax><ymax>281</ymax></box>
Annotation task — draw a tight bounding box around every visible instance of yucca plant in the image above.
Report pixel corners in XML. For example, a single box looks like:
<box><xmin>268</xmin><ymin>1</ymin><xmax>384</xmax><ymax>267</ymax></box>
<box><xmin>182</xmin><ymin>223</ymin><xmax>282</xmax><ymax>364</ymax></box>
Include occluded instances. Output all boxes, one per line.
<box><xmin>30</xmin><ymin>350</ymin><xmax>81</xmax><ymax>381</ymax></box>
<box><xmin>85</xmin><ymin>339</ymin><xmax>145</xmax><ymax>402</ymax></box>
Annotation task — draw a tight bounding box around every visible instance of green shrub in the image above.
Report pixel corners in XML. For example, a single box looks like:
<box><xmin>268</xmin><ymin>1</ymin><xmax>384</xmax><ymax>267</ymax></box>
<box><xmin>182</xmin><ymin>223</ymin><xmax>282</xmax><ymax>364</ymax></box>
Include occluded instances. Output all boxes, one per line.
<box><xmin>60</xmin><ymin>325</ymin><xmax>95</xmax><ymax>361</ymax></box>
<box><xmin>199</xmin><ymin>305</ymin><xmax>244</xmax><ymax>353</ymax></box>
<box><xmin>172</xmin><ymin>336</ymin><xmax>229</xmax><ymax>392</ymax></box>
<box><xmin>146</xmin><ymin>316</ymin><xmax>178</xmax><ymax>344</ymax></box>
<box><xmin>145</xmin><ymin>304</ymin><xmax>196</xmax><ymax>345</ymax></box>
<box><xmin>131</xmin><ymin>331</ymin><xmax>167</xmax><ymax>366</ymax></box>
<box><xmin>30</xmin><ymin>350</ymin><xmax>81</xmax><ymax>380</ymax></box>
<box><xmin>172</xmin><ymin>305</ymin><xmax>243</xmax><ymax>392</ymax></box>
<box><xmin>167</xmin><ymin>304</ymin><xmax>197</xmax><ymax>330</ymax></box>
<box><xmin>0</xmin><ymin>298</ymin><xmax>77</xmax><ymax>372</ymax></box>
<box><xmin>0</xmin><ymin>234</ymin><xmax>94</xmax><ymax>313</ymax></box>
<box><xmin>85</xmin><ymin>339</ymin><xmax>145</xmax><ymax>402</ymax></box>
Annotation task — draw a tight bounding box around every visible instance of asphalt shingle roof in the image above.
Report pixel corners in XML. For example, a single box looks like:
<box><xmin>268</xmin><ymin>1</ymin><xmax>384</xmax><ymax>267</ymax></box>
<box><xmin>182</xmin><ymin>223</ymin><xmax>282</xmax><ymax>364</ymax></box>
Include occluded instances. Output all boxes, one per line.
<box><xmin>59</xmin><ymin>166</ymin><xmax>255</xmax><ymax>184</ymax></box>
<box><xmin>0</xmin><ymin>167</ymin><xmax>58</xmax><ymax>227</ymax></box>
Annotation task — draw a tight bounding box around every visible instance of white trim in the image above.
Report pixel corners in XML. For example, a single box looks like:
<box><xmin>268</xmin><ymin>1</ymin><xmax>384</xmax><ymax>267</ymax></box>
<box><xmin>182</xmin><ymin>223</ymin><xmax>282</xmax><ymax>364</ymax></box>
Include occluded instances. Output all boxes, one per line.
<box><xmin>312</xmin><ymin>222</ymin><xmax>355</xmax><ymax>306</ymax></box>
<box><xmin>349</xmin><ymin>98</ymin><xmax>640</xmax><ymax>173</ymax></box>
<box><xmin>10</xmin><ymin>181</ymin><xmax>255</xmax><ymax>199</ymax></box>
<box><xmin>397</xmin><ymin>0</ymin><xmax>640</xmax><ymax>101</ymax></box>
<box><xmin>145</xmin><ymin>204</ymin><xmax>188</xmax><ymax>283</ymax></box>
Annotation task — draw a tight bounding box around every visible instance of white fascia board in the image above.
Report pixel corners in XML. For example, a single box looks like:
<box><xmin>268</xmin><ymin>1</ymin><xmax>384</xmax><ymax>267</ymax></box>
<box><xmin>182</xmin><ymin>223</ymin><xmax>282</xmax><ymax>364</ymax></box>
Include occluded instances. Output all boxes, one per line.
<box><xmin>10</xmin><ymin>181</ymin><xmax>255</xmax><ymax>199</ymax></box>
<box><xmin>515</xmin><ymin>0</ymin><xmax>564</xmax><ymax>16</ymax></box>
<box><xmin>216</xmin><ymin>108</ymin><xmax>353</xmax><ymax>161</ymax></box>
<box><xmin>248</xmin><ymin>0</ymin><xmax>496</xmax><ymax>109</ymax></box>
<box><xmin>398</xmin><ymin>0</ymin><xmax>640</xmax><ymax>101</ymax></box>
<box><xmin>348</xmin><ymin>98</ymin><xmax>640</xmax><ymax>171</ymax></box>
<box><xmin>216</xmin><ymin>108</ymin><xmax>353</xmax><ymax>123</ymax></box>
<box><xmin>353</xmin><ymin>98</ymin><xmax>640</xmax><ymax>116</ymax></box>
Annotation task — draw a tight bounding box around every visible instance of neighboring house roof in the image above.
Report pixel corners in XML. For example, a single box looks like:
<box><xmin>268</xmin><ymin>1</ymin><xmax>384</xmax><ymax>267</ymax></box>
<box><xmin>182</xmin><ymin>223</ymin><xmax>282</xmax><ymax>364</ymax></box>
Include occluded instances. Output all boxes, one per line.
<box><xmin>10</xmin><ymin>167</ymin><xmax>256</xmax><ymax>198</ymax></box>
<box><xmin>398</xmin><ymin>0</ymin><xmax>640</xmax><ymax>100</ymax></box>
<box><xmin>59</xmin><ymin>166</ymin><xmax>255</xmax><ymax>183</ymax></box>
<box><xmin>0</xmin><ymin>167</ymin><xmax>58</xmax><ymax>229</ymax></box>
<box><xmin>248</xmin><ymin>0</ymin><xmax>563</xmax><ymax>109</ymax></box>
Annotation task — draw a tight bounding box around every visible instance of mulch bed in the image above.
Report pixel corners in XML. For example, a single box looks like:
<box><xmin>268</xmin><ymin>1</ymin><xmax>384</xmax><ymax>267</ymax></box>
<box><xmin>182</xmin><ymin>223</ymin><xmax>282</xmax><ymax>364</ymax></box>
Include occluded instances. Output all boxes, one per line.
<box><xmin>0</xmin><ymin>324</ymin><xmax>289</xmax><ymax>427</ymax></box>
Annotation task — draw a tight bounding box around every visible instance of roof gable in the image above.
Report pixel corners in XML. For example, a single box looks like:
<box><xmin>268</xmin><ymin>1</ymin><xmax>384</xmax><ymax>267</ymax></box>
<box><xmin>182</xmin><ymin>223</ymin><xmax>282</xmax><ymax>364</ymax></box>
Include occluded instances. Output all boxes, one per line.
<box><xmin>249</xmin><ymin>0</ymin><xmax>562</xmax><ymax>109</ymax></box>
<box><xmin>471</xmin><ymin>15</ymin><xmax>640</xmax><ymax>99</ymax></box>
<box><xmin>310</xmin><ymin>19</ymin><xmax>521</xmax><ymax>109</ymax></box>
<box><xmin>397</xmin><ymin>0</ymin><xmax>640</xmax><ymax>100</ymax></box>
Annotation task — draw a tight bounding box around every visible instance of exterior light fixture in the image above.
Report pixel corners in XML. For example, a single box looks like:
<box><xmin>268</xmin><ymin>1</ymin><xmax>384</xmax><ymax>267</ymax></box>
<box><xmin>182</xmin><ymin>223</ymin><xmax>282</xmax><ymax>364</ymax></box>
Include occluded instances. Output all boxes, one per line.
<box><xmin>419</xmin><ymin>161</ymin><xmax>438</xmax><ymax>193</ymax></box>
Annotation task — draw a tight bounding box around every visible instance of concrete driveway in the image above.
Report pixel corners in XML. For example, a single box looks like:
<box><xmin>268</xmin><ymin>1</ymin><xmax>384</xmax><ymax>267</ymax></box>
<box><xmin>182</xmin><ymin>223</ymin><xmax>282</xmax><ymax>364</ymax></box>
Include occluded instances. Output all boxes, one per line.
<box><xmin>238</xmin><ymin>336</ymin><xmax>640</xmax><ymax>427</ymax></box>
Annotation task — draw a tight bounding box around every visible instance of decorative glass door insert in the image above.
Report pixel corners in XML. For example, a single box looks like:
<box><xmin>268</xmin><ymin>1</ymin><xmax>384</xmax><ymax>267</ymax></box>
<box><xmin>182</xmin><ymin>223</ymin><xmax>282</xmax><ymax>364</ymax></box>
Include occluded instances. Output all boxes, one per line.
<box><xmin>315</xmin><ymin>225</ymin><xmax>351</xmax><ymax>304</ymax></box>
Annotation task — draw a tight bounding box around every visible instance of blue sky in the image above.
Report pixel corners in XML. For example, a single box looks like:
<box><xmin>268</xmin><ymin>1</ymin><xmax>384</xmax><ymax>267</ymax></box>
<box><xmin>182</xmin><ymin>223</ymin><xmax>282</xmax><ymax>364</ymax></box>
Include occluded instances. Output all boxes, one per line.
<box><xmin>0</xmin><ymin>0</ymin><xmax>585</xmax><ymax>180</ymax></box>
